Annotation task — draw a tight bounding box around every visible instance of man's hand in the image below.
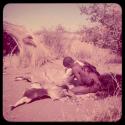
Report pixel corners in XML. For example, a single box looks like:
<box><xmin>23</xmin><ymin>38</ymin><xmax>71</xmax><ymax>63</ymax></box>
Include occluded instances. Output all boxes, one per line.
<box><xmin>73</xmin><ymin>72</ymin><xmax>83</xmax><ymax>85</ymax></box>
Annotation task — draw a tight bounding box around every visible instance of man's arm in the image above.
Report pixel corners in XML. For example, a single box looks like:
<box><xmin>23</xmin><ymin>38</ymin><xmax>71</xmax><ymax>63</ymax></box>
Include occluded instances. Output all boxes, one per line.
<box><xmin>73</xmin><ymin>70</ymin><xmax>83</xmax><ymax>85</ymax></box>
<box><xmin>58</xmin><ymin>68</ymin><xmax>74</xmax><ymax>86</ymax></box>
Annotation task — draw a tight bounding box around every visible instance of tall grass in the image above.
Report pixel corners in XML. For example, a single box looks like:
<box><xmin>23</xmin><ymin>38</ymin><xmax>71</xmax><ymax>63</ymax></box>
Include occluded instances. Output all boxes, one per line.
<box><xmin>36</xmin><ymin>29</ymin><xmax>121</xmax><ymax>66</ymax></box>
<box><xmin>4</xmin><ymin>22</ymin><xmax>122</xmax><ymax>83</ymax></box>
<box><xmin>4</xmin><ymin>21</ymin><xmax>121</xmax><ymax>70</ymax></box>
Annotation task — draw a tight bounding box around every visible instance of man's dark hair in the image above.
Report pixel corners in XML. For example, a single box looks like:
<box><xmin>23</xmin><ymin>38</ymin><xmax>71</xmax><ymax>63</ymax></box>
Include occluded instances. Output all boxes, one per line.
<box><xmin>63</xmin><ymin>57</ymin><xmax>74</xmax><ymax>67</ymax></box>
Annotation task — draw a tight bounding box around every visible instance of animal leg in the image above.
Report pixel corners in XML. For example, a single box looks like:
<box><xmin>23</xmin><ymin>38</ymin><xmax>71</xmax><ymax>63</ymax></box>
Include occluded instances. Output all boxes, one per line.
<box><xmin>10</xmin><ymin>97</ymin><xmax>32</xmax><ymax>111</ymax></box>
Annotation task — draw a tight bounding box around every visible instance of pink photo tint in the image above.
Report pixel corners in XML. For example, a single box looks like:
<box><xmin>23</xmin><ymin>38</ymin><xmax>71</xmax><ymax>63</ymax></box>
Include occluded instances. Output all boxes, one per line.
<box><xmin>3</xmin><ymin>3</ymin><xmax>122</xmax><ymax>122</ymax></box>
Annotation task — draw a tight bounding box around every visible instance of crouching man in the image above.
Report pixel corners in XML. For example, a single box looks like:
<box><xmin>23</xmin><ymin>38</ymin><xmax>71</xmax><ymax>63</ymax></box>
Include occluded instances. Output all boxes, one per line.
<box><xmin>61</xmin><ymin>56</ymin><xmax>101</xmax><ymax>95</ymax></box>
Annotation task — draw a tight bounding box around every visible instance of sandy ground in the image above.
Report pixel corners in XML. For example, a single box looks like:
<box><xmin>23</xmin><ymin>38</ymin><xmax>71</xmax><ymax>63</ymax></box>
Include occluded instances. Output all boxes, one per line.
<box><xmin>3</xmin><ymin>64</ymin><xmax>122</xmax><ymax>122</ymax></box>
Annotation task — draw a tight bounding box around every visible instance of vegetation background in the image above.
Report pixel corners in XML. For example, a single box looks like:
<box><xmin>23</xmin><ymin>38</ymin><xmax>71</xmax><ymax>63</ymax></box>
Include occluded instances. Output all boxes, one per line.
<box><xmin>3</xmin><ymin>3</ymin><xmax>122</xmax><ymax>121</ymax></box>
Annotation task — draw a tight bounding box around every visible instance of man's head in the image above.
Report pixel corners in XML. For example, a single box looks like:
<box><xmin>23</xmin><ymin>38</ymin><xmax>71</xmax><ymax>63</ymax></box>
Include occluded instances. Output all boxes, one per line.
<box><xmin>63</xmin><ymin>57</ymin><xmax>74</xmax><ymax>68</ymax></box>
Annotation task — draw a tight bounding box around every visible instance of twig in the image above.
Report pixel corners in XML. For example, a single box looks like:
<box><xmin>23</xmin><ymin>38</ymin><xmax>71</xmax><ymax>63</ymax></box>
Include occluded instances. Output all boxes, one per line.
<box><xmin>9</xmin><ymin>44</ymin><xmax>18</xmax><ymax>65</ymax></box>
<box><xmin>110</xmin><ymin>73</ymin><xmax>121</xmax><ymax>96</ymax></box>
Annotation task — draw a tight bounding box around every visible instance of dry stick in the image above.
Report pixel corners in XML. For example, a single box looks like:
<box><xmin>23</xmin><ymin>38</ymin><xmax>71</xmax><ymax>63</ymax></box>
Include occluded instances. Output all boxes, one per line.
<box><xmin>113</xmin><ymin>75</ymin><xmax>121</xmax><ymax>96</ymax></box>
<box><xmin>110</xmin><ymin>74</ymin><xmax>117</xmax><ymax>95</ymax></box>
<box><xmin>9</xmin><ymin>44</ymin><xmax>18</xmax><ymax>65</ymax></box>
<box><xmin>110</xmin><ymin>73</ymin><xmax>121</xmax><ymax>96</ymax></box>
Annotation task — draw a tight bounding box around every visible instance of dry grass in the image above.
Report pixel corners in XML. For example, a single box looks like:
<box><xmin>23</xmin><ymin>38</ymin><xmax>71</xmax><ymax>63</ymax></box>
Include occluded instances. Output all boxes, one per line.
<box><xmin>4</xmin><ymin>22</ymin><xmax>121</xmax><ymax>71</ymax></box>
<box><xmin>92</xmin><ymin>96</ymin><xmax>122</xmax><ymax>122</ymax></box>
<box><xmin>35</xmin><ymin>30</ymin><xmax>122</xmax><ymax>64</ymax></box>
<box><xmin>4</xmin><ymin>29</ymin><xmax>122</xmax><ymax>80</ymax></box>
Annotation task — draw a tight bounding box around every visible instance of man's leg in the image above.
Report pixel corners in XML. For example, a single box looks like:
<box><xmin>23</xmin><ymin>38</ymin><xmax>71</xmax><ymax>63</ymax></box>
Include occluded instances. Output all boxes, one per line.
<box><xmin>70</xmin><ymin>84</ymin><xmax>99</xmax><ymax>95</ymax></box>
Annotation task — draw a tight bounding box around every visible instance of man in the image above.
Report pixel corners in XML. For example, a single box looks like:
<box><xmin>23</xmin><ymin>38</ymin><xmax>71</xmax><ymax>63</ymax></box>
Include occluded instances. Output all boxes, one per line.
<box><xmin>62</xmin><ymin>56</ymin><xmax>101</xmax><ymax>94</ymax></box>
